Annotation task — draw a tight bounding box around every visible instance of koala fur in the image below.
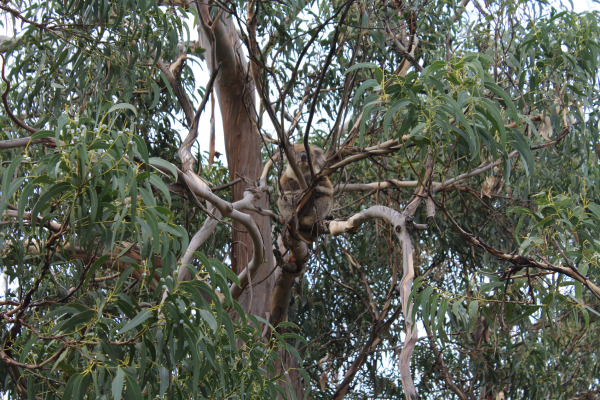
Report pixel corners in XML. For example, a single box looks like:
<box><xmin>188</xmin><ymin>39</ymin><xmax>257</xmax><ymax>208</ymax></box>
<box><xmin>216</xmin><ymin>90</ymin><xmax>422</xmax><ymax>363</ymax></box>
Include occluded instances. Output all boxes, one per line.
<box><xmin>277</xmin><ymin>144</ymin><xmax>333</xmax><ymax>237</ymax></box>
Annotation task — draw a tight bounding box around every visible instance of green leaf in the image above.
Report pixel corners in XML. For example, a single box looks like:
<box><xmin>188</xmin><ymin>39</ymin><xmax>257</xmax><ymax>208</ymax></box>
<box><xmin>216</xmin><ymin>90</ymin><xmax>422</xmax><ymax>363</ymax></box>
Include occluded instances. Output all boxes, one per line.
<box><xmin>61</xmin><ymin>310</ymin><xmax>95</xmax><ymax>332</ymax></box>
<box><xmin>222</xmin><ymin>313</ymin><xmax>238</xmax><ymax>353</ymax></box>
<box><xmin>198</xmin><ymin>309</ymin><xmax>218</xmax><ymax>334</ymax></box>
<box><xmin>158</xmin><ymin>367</ymin><xmax>169</xmax><ymax>398</ymax></box>
<box><xmin>507</xmin><ymin>305</ymin><xmax>541</xmax><ymax>325</ymax></box>
<box><xmin>117</xmin><ymin>309</ymin><xmax>152</xmax><ymax>335</ymax></box>
<box><xmin>30</xmin><ymin>182</ymin><xmax>73</xmax><ymax>225</ymax></box>
<box><xmin>452</xmin><ymin>300</ymin><xmax>468</xmax><ymax>328</ymax></box>
<box><xmin>480</xmin><ymin>281</ymin><xmax>504</xmax><ymax>294</ymax></box>
<box><xmin>0</xmin><ymin>177</ymin><xmax>25</xmax><ymax>221</ymax></box>
<box><xmin>384</xmin><ymin>99</ymin><xmax>411</xmax><ymax>137</ymax></box>
<box><xmin>0</xmin><ymin>155</ymin><xmax>24</xmax><ymax>217</ymax></box>
<box><xmin>184</xmin><ymin>327</ymin><xmax>201</xmax><ymax>390</ymax></box>
<box><xmin>468</xmin><ymin>300</ymin><xmax>479</xmax><ymax>327</ymax></box>
<box><xmin>587</xmin><ymin>202</ymin><xmax>600</xmax><ymax>220</ymax></box>
<box><xmin>409</xmin><ymin>122</ymin><xmax>427</xmax><ymax>137</ymax></box>
<box><xmin>112</xmin><ymin>367</ymin><xmax>125</xmax><ymax>400</ymax></box>
<box><xmin>150</xmin><ymin>80</ymin><xmax>161</xmax><ymax>110</ymax></box>
<box><xmin>63</xmin><ymin>373</ymin><xmax>83</xmax><ymax>400</ymax></box>
<box><xmin>484</xmin><ymin>81</ymin><xmax>521</xmax><ymax>128</ymax></box>
<box><xmin>31</xmin><ymin>130</ymin><xmax>55</xmax><ymax>140</ymax></box>
<box><xmin>508</xmin><ymin>129</ymin><xmax>535</xmax><ymax>176</ymax></box>
<box><xmin>424</xmin><ymin>293</ymin><xmax>439</xmax><ymax>330</ymax></box>
<box><xmin>437</xmin><ymin>298</ymin><xmax>449</xmax><ymax>342</ymax></box>
<box><xmin>209</xmin><ymin>257</ymin><xmax>240</xmax><ymax>286</ymax></box>
<box><xmin>115</xmin><ymin>265</ymin><xmax>135</xmax><ymax>291</ymax></box>
<box><xmin>412</xmin><ymin>286</ymin><xmax>434</xmax><ymax>322</ymax></box>
<box><xmin>44</xmin><ymin>305</ymin><xmax>86</xmax><ymax>320</ymax></box>
<box><xmin>84</xmin><ymin>255</ymin><xmax>111</xmax><ymax>286</ymax></box>
<box><xmin>17</xmin><ymin>175</ymin><xmax>54</xmax><ymax>230</ymax></box>
<box><xmin>149</xmin><ymin>157</ymin><xmax>178</xmax><ymax>179</ymax></box>
<box><xmin>73</xmin><ymin>373</ymin><xmax>91</xmax><ymax>400</ymax></box>
<box><xmin>132</xmin><ymin>135</ymin><xmax>149</xmax><ymax>166</ymax></box>
<box><xmin>480</xmin><ymin>98</ymin><xmax>506</xmax><ymax>143</ymax></box>
<box><xmin>423</xmin><ymin>60</ymin><xmax>446</xmax><ymax>82</ymax></box>
<box><xmin>159</xmin><ymin>70</ymin><xmax>176</xmax><ymax>99</ymax></box>
<box><xmin>124</xmin><ymin>373</ymin><xmax>143</xmax><ymax>399</ymax></box>
<box><xmin>142</xmin><ymin>209</ymin><xmax>161</xmax><ymax>251</ymax></box>
<box><xmin>352</xmin><ymin>79</ymin><xmax>379</xmax><ymax>105</ymax></box>
<box><xmin>150</xmin><ymin>174</ymin><xmax>171</xmax><ymax>205</ymax></box>
<box><xmin>580</xmin><ymin>305</ymin><xmax>590</xmax><ymax>330</ymax></box>
<box><xmin>19</xmin><ymin>336</ymin><xmax>39</xmax><ymax>364</ymax></box>
<box><xmin>107</xmin><ymin>102</ymin><xmax>138</xmax><ymax>117</ymax></box>
<box><xmin>345</xmin><ymin>62</ymin><xmax>379</xmax><ymax>74</ymax></box>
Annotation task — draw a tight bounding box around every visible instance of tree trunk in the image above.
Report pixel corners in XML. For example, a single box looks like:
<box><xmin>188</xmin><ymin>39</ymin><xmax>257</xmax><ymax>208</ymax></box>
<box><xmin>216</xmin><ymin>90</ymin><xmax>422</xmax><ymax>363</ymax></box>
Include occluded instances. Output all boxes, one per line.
<box><xmin>196</xmin><ymin>5</ymin><xmax>304</xmax><ymax>399</ymax></box>
<box><xmin>197</xmin><ymin>3</ymin><xmax>275</xmax><ymax>322</ymax></box>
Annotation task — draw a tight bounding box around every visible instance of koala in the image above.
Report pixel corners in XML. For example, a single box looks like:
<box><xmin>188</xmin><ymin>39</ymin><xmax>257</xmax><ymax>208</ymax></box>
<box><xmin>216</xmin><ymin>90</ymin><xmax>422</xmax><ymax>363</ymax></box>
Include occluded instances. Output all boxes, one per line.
<box><xmin>277</xmin><ymin>144</ymin><xmax>333</xmax><ymax>240</ymax></box>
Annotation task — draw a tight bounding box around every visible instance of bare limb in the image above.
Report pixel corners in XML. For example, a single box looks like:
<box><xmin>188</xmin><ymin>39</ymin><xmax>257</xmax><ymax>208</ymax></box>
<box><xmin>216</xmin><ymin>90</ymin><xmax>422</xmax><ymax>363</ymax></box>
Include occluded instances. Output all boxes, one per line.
<box><xmin>177</xmin><ymin>62</ymin><xmax>220</xmax><ymax>173</ymax></box>
<box><xmin>1</xmin><ymin>55</ymin><xmax>39</xmax><ymax>135</ymax></box>
<box><xmin>156</xmin><ymin>57</ymin><xmax>196</xmax><ymax>126</ymax></box>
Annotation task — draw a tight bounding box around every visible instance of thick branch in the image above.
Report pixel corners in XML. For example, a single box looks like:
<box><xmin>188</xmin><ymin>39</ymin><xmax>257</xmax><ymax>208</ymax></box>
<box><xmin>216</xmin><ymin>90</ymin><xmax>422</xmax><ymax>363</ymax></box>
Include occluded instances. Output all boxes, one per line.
<box><xmin>178</xmin><ymin>170</ymin><xmax>265</xmax><ymax>300</ymax></box>
<box><xmin>0</xmin><ymin>137</ymin><xmax>55</xmax><ymax>149</ymax></box>
<box><xmin>178</xmin><ymin>207</ymin><xmax>221</xmax><ymax>283</ymax></box>
<box><xmin>156</xmin><ymin>58</ymin><xmax>195</xmax><ymax>127</ymax></box>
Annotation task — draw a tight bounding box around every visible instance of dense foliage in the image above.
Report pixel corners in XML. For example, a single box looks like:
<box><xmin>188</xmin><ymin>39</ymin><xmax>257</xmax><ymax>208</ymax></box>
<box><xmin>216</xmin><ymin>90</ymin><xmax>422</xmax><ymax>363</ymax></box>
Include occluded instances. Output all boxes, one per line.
<box><xmin>0</xmin><ymin>0</ymin><xmax>599</xmax><ymax>399</ymax></box>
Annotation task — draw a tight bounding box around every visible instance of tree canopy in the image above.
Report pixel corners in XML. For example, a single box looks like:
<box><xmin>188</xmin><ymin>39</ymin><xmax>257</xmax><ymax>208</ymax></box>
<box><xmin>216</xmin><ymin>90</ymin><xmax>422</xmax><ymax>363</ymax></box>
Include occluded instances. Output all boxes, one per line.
<box><xmin>0</xmin><ymin>0</ymin><xmax>599</xmax><ymax>399</ymax></box>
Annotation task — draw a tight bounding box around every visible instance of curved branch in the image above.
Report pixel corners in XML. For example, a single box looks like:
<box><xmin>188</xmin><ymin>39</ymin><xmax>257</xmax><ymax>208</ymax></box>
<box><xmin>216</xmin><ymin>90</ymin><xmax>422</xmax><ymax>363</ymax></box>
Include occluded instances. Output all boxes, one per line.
<box><xmin>157</xmin><ymin>57</ymin><xmax>196</xmax><ymax>126</ymax></box>
<box><xmin>178</xmin><ymin>207</ymin><xmax>221</xmax><ymax>283</ymax></box>
<box><xmin>326</xmin><ymin>205</ymin><xmax>401</xmax><ymax>235</ymax></box>
<box><xmin>328</xmin><ymin>153</ymin><xmax>434</xmax><ymax>399</ymax></box>
<box><xmin>179</xmin><ymin>170</ymin><xmax>265</xmax><ymax>300</ymax></box>
<box><xmin>1</xmin><ymin>55</ymin><xmax>38</xmax><ymax>134</ymax></box>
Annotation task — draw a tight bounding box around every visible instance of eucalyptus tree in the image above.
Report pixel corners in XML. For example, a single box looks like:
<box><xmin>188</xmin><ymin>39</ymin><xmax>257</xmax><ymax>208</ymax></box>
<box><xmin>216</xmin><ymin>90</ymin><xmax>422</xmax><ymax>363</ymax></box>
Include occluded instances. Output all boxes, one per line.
<box><xmin>1</xmin><ymin>0</ymin><xmax>599</xmax><ymax>399</ymax></box>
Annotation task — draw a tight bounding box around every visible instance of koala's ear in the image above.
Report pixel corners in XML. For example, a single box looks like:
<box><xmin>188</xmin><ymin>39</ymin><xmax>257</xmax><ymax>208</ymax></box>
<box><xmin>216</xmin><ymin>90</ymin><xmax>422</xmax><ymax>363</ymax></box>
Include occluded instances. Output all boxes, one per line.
<box><xmin>313</xmin><ymin>147</ymin><xmax>326</xmax><ymax>168</ymax></box>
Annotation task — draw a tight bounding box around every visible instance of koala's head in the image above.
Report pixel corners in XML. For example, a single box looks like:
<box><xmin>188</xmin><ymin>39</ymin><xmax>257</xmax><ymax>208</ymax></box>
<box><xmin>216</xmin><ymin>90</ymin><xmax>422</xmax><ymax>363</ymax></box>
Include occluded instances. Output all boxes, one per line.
<box><xmin>290</xmin><ymin>144</ymin><xmax>326</xmax><ymax>174</ymax></box>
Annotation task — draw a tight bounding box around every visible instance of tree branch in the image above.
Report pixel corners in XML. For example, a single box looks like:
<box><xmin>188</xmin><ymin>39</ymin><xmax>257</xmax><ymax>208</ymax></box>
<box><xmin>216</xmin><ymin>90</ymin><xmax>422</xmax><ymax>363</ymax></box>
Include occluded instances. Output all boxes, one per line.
<box><xmin>177</xmin><ymin>62</ymin><xmax>220</xmax><ymax>173</ymax></box>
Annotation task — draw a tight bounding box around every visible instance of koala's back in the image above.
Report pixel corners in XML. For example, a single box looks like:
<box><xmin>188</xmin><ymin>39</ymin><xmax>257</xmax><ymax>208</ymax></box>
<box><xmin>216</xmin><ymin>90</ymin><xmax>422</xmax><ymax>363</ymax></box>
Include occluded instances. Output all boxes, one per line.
<box><xmin>277</xmin><ymin>144</ymin><xmax>333</xmax><ymax>236</ymax></box>
<box><xmin>278</xmin><ymin>175</ymin><xmax>333</xmax><ymax>230</ymax></box>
